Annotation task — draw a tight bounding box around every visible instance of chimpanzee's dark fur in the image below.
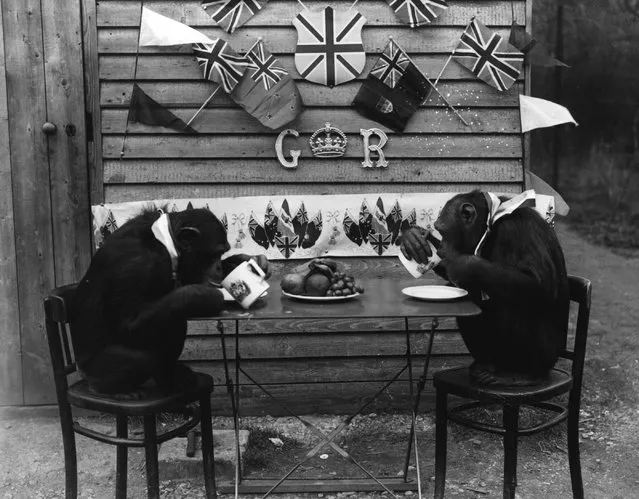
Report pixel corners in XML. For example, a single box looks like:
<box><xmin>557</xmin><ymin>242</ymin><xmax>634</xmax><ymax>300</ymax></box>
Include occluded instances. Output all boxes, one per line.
<box><xmin>71</xmin><ymin>208</ymin><xmax>251</xmax><ymax>398</ymax></box>
<box><xmin>402</xmin><ymin>191</ymin><xmax>569</xmax><ymax>385</ymax></box>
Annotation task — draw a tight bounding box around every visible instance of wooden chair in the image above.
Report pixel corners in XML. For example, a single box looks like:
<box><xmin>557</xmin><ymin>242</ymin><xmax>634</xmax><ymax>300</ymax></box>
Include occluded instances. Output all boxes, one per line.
<box><xmin>44</xmin><ymin>284</ymin><xmax>217</xmax><ymax>499</ymax></box>
<box><xmin>433</xmin><ymin>275</ymin><xmax>592</xmax><ymax>499</ymax></box>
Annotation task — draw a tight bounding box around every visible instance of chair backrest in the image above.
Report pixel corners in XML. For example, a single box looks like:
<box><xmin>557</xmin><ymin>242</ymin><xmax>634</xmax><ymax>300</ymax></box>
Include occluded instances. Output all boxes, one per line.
<box><xmin>44</xmin><ymin>284</ymin><xmax>79</xmax><ymax>403</ymax></box>
<box><xmin>560</xmin><ymin>275</ymin><xmax>592</xmax><ymax>400</ymax></box>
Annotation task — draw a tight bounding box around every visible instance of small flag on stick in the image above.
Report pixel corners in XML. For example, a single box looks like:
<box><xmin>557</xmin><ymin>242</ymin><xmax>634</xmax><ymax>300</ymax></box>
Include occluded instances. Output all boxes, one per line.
<box><xmin>519</xmin><ymin>94</ymin><xmax>577</xmax><ymax>133</ymax></box>
<box><xmin>192</xmin><ymin>39</ymin><xmax>248</xmax><ymax>93</ymax></box>
<box><xmin>509</xmin><ymin>22</ymin><xmax>569</xmax><ymax>68</ymax></box>
<box><xmin>139</xmin><ymin>7</ymin><xmax>214</xmax><ymax>46</ymax></box>
<box><xmin>385</xmin><ymin>0</ymin><xmax>448</xmax><ymax>28</ymax></box>
<box><xmin>231</xmin><ymin>39</ymin><xmax>303</xmax><ymax>129</ymax></box>
<box><xmin>202</xmin><ymin>0</ymin><xmax>267</xmax><ymax>34</ymax></box>
<box><xmin>128</xmin><ymin>83</ymin><xmax>196</xmax><ymax>133</ymax></box>
<box><xmin>453</xmin><ymin>18</ymin><xmax>524</xmax><ymax>92</ymax></box>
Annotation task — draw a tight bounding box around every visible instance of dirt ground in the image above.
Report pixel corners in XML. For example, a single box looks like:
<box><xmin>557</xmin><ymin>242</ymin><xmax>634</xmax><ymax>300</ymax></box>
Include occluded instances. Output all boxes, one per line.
<box><xmin>1</xmin><ymin>221</ymin><xmax>638</xmax><ymax>499</ymax></box>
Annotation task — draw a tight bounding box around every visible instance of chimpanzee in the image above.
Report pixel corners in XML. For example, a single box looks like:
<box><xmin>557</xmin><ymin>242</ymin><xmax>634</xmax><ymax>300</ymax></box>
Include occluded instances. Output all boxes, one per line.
<box><xmin>400</xmin><ymin>190</ymin><xmax>569</xmax><ymax>385</ymax></box>
<box><xmin>71</xmin><ymin>207</ymin><xmax>270</xmax><ymax>399</ymax></box>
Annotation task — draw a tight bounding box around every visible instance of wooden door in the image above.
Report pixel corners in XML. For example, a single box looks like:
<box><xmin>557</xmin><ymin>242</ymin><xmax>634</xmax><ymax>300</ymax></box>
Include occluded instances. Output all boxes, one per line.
<box><xmin>1</xmin><ymin>0</ymin><xmax>91</xmax><ymax>404</ymax></box>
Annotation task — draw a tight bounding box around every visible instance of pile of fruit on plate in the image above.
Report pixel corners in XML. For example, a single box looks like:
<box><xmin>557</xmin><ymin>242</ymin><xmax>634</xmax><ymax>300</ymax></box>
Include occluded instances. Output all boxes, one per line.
<box><xmin>280</xmin><ymin>258</ymin><xmax>364</xmax><ymax>297</ymax></box>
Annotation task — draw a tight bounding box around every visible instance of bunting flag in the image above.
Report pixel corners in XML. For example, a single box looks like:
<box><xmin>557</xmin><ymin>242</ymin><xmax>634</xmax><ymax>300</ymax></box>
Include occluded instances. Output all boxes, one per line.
<box><xmin>453</xmin><ymin>18</ymin><xmax>524</xmax><ymax>92</ymax></box>
<box><xmin>128</xmin><ymin>84</ymin><xmax>196</xmax><ymax>133</ymax></box>
<box><xmin>519</xmin><ymin>94</ymin><xmax>577</xmax><ymax>133</ymax></box>
<box><xmin>293</xmin><ymin>6</ymin><xmax>367</xmax><ymax>87</ymax></box>
<box><xmin>352</xmin><ymin>39</ymin><xmax>431</xmax><ymax>132</ymax></box>
<box><xmin>525</xmin><ymin>170</ymin><xmax>570</xmax><ymax>216</ymax></box>
<box><xmin>509</xmin><ymin>22</ymin><xmax>569</xmax><ymax>68</ymax></box>
<box><xmin>193</xmin><ymin>39</ymin><xmax>248</xmax><ymax>93</ymax></box>
<box><xmin>139</xmin><ymin>7</ymin><xmax>214</xmax><ymax>46</ymax></box>
<box><xmin>230</xmin><ymin>40</ymin><xmax>303</xmax><ymax>129</ymax></box>
<box><xmin>201</xmin><ymin>0</ymin><xmax>267</xmax><ymax>34</ymax></box>
<box><xmin>386</xmin><ymin>0</ymin><xmax>448</xmax><ymax>28</ymax></box>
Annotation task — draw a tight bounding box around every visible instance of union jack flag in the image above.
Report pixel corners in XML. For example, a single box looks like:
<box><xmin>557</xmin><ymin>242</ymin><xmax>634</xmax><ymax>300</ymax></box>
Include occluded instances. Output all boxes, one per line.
<box><xmin>386</xmin><ymin>0</ymin><xmax>448</xmax><ymax>28</ymax></box>
<box><xmin>193</xmin><ymin>39</ymin><xmax>248</xmax><ymax>93</ymax></box>
<box><xmin>245</xmin><ymin>40</ymin><xmax>288</xmax><ymax>91</ymax></box>
<box><xmin>370</xmin><ymin>41</ymin><xmax>410</xmax><ymax>88</ymax></box>
<box><xmin>274</xmin><ymin>235</ymin><xmax>299</xmax><ymax>258</ymax></box>
<box><xmin>293</xmin><ymin>6</ymin><xmax>366</xmax><ymax>87</ymax></box>
<box><xmin>201</xmin><ymin>0</ymin><xmax>266</xmax><ymax>34</ymax></box>
<box><xmin>369</xmin><ymin>232</ymin><xmax>392</xmax><ymax>255</ymax></box>
<box><xmin>453</xmin><ymin>18</ymin><xmax>524</xmax><ymax>92</ymax></box>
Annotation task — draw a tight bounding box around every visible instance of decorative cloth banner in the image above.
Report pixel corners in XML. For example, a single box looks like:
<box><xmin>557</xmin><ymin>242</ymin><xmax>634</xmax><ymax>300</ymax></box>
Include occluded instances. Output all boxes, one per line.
<box><xmin>128</xmin><ymin>84</ymin><xmax>197</xmax><ymax>133</ymax></box>
<box><xmin>193</xmin><ymin>39</ymin><xmax>248</xmax><ymax>93</ymax></box>
<box><xmin>293</xmin><ymin>6</ymin><xmax>366</xmax><ymax>87</ymax></box>
<box><xmin>202</xmin><ymin>0</ymin><xmax>267</xmax><ymax>34</ymax></box>
<box><xmin>352</xmin><ymin>39</ymin><xmax>431</xmax><ymax>132</ymax></box>
<box><xmin>386</xmin><ymin>0</ymin><xmax>448</xmax><ymax>28</ymax></box>
<box><xmin>92</xmin><ymin>193</ymin><xmax>555</xmax><ymax>260</ymax></box>
<box><xmin>453</xmin><ymin>18</ymin><xmax>524</xmax><ymax>92</ymax></box>
<box><xmin>519</xmin><ymin>94</ymin><xmax>577</xmax><ymax>133</ymax></box>
<box><xmin>139</xmin><ymin>7</ymin><xmax>214</xmax><ymax>46</ymax></box>
<box><xmin>231</xmin><ymin>40</ymin><xmax>304</xmax><ymax>129</ymax></box>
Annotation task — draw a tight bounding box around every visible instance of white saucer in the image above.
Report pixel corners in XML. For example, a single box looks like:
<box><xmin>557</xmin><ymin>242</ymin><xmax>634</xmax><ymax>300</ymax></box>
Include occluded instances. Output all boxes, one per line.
<box><xmin>281</xmin><ymin>291</ymin><xmax>361</xmax><ymax>302</ymax></box>
<box><xmin>401</xmin><ymin>285</ymin><xmax>468</xmax><ymax>301</ymax></box>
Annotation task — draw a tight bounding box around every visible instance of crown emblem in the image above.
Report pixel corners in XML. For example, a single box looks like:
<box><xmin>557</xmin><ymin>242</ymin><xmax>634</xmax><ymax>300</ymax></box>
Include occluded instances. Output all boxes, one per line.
<box><xmin>309</xmin><ymin>122</ymin><xmax>347</xmax><ymax>158</ymax></box>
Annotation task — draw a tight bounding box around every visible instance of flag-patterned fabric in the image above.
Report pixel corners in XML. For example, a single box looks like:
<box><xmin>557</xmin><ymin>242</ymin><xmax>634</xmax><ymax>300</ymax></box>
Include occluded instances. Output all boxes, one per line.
<box><xmin>453</xmin><ymin>18</ymin><xmax>524</xmax><ymax>92</ymax></box>
<box><xmin>386</xmin><ymin>0</ymin><xmax>448</xmax><ymax>28</ymax></box>
<box><xmin>128</xmin><ymin>84</ymin><xmax>196</xmax><ymax>133</ymax></box>
<box><xmin>293</xmin><ymin>6</ymin><xmax>366</xmax><ymax>87</ymax></box>
<box><xmin>352</xmin><ymin>40</ymin><xmax>431</xmax><ymax>132</ymax></box>
<box><xmin>193</xmin><ymin>39</ymin><xmax>248</xmax><ymax>93</ymax></box>
<box><xmin>230</xmin><ymin>41</ymin><xmax>304</xmax><ymax>129</ymax></box>
<box><xmin>201</xmin><ymin>0</ymin><xmax>266</xmax><ymax>34</ymax></box>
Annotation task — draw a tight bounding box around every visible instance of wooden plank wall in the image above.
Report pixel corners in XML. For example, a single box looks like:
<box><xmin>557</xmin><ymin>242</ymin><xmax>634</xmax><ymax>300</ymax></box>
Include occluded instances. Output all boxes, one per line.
<box><xmin>0</xmin><ymin>1</ymin><xmax>22</xmax><ymax>405</ymax></box>
<box><xmin>94</xmin><ymin>0</ymin><xmax>528</xmax><ymax>203</ymax></box>
<box><xmin>91</xmin><ymin>0</ymin><xmax>530</xmax><ymax>414</ymax></box>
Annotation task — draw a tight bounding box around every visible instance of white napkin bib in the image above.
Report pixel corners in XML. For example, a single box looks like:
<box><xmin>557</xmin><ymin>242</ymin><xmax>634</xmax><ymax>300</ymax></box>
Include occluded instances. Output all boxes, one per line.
<box><xmin>151</xmin><ymin>212</ymin><xmax>179</xmax><ymax>277</ymax></box>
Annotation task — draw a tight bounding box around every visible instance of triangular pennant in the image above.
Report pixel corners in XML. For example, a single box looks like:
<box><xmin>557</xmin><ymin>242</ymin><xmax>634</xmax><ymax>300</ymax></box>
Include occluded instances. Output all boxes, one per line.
<box><xmin>509</xmin><ymin>22</ymin><xmax>569</xmax><ymax>68</ymax></box>
<box><xmin>525</xmin><ymin>170</ymin><xmax>570</xmax><ymax>216</ymax></box>
<box><xmin>519</xmin><ymin>94</ymin><xmax>577</xmax><ymax>133</ymax></box>
<box><xmin>139</xmin><ymin>7</ymin><xmax>214</xmax><ymax>46</ymax></box>
<box><xmin>128</xmin><ymin>84</ymin><xmax>196</xmax><ymax>133</ymax></box>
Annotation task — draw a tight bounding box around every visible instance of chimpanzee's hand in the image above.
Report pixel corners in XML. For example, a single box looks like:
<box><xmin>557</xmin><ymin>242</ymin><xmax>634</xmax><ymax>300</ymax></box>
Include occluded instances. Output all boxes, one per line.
<box><xmin>398</xmin><ymin>227</ymin><xmax>433</xmax><ymax>265</ymax></box>
<box><xmin>180</xmin><ymin>283</ymin><xmax>226</xmax><ymax>316</ymax></box>
<box><xmin>444</xmin><ymin>255</ymin><xmax>481</xmax><ymax>289</ymax></box>
<box><xmin>252</xmin><ymin>254</ymin><xmax>272</xmax><ymax>280</ymax></box>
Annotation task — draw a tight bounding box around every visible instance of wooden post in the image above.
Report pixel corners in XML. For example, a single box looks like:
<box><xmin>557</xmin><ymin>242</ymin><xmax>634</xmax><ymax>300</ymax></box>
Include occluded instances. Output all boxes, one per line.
<box><xmin>552</xmin><ymin>4</ymin><xmax>565</xmax><ymax>188</ymax></box>
<box><xmin>0</xmin><ymin>0</ymin><xmax>23</xmax><ymax>405</ymax></box>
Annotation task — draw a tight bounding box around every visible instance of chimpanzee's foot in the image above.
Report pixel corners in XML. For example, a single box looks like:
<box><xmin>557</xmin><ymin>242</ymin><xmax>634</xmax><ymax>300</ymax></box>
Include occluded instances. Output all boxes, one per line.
<box><xmin>469</xmin><ymin>362</ymin><xmax>546</xmax><ymax>386</ymax></box>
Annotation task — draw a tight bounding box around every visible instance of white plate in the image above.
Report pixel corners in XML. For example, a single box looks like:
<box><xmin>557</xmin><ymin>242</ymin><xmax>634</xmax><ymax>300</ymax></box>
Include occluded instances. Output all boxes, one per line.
<box><xmin>401</xmin><ymin>285</ymin><xmax>468</xmax><ymax>301</ymax></box>
<box><xmin>282</xmin><ymin>290</ymin><xmax>361</xmax><ymax>302</ymax></box>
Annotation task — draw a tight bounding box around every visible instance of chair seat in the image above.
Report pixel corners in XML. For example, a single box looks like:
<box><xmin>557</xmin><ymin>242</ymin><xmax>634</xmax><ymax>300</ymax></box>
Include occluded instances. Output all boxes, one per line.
<box><xmin>67</xmin><ymin>372</ymin><xmax>214</xmax><ymax>416</ymax></box>
<box><xmin>434</xmin><ymin>366</ymin><xmax>573</xmax><ymax>404</ymax></box>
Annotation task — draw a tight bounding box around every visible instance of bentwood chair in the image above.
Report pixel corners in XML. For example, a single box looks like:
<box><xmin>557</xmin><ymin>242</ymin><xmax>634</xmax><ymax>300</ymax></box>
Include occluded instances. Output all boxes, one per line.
<box><xmin>44</xmin><ymin>284</ymin><xmax>217</xmax><ymax>499</ymax></box>
<box><xmin>433</xmin><ymin>275</ymin><xmax>591</xmax><ymax>499</ymax></box>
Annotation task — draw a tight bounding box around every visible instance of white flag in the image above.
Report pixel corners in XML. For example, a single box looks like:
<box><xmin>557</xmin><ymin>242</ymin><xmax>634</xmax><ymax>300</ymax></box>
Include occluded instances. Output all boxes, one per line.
<box><xmin>139</xmin><ymin>7</ymin><xmax>214</xmax><ymax>46</ymax></box>
<box><xmin>519</xmin><ymin>94</ymin><xmax>577</xmax><ymax>133</ymax></box>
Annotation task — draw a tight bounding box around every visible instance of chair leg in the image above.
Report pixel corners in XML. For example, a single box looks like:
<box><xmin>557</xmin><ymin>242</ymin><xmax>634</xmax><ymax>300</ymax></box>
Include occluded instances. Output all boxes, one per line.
<box><xmin>59</xmin><ymin>406</ymin><xmax>78</xmax><ymax>499</ymax></box>
<box><xmin>143</xmin><ymin>415</ymin><xmax>160</xmax><ymax>499</ymax></box>
<box><xmin>199</xmin><ymin>395</ymin><xmax>217</xmax><ymax>498</ymax></box>
<box><xmin>434</xmin><ymin>389</ymin><xmax>448</xmax><ymax>499</ymax></box>
<box><xmin>116</xmin><ymin>415</ymin><xmax>128</xmax><ymax>499</ymax></box>
<box><xmin>502</xmin><ymin>404</ymin><xmax>519</xmax><ymax>499</ymax></box>
<box><xmin>567</xmin><ymin>399</ymin><xmax>584</xmax><ymax>498</ymax></box>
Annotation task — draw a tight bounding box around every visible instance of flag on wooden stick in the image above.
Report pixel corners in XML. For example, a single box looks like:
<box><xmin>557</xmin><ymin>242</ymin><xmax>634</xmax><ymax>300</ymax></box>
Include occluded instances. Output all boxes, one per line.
<box><xmin>453</xmin><ymin>18</ymin><xmax>524</xmax><ymax>91</ymax></box>
<box><xmin>386</xmin><ymin>0</ymin><xmax>448</xmax><ymax>28</ymax></box>
<box><xmin>352</xmin><ymin>39</ymin><xmax>431</xmax><ymax>132</ymax></box>
<box><xmin>519</xmin><ymin>94</ymin><xmax>577</xmax><ymax>133</ymax></box>
<box><xmin>202</xmin><ymin>0</ymin><xmax>267</xmax><ymax>34</ymax></box>
<box><xmin>139</xmin><ymin>7</ymin><xmax>214</xmax><ymax>46</ymax></box>
<box><xmin>231</xmin><ymin>40</ymin><xmax>303</xmax><ymax>129</ymax></box>
<box><xmin>509</xmin><ymin>22</ymin><xmax>569</xmax><ymax>68</ymax></box>
<box><xmin>193</xmin><ymin>39</ymin><xmax>248</xmax><ymax>93</ymax></box>
<box><xmin>128</xmin><ymin>83</ymin><xmax>196</xmax><ymax>133</ymax></box>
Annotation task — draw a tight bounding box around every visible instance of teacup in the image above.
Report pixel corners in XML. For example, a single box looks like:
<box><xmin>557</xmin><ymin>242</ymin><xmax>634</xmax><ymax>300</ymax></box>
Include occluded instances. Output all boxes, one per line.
<box><xmin>222</xmin><ymin>259</ymin><xmax>270</xmax><ymax>309</ymax></box>
<box><xmin>398</xmin><ymin>239</ymin><xmax>441</xmax><ymax>278</ymax></box>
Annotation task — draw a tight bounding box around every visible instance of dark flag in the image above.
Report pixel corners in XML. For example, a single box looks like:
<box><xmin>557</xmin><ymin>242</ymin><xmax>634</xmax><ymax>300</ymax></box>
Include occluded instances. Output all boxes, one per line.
<box><xmin>352</xmin><ymin>39</ymin><xmax>431</xmax><ymax>132</ymax></box>
<box><xmin>230</xmin><ymin>40</ymin><xmax>303</xmax><ymax>129</ymax></box>
<box><xmin>509</xmin><ymin>22</ymin><xmax>570</xmax><ymax>68</ymax></box>
<box><xmin>453</xmin><ymin>18</ymin><xmax>524</xmax><ymax>92</ymax></box>
<box><xmin>128</xmin><ymin>84</ymin><xmax>196</xmax><ymax>133</ymax></box>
